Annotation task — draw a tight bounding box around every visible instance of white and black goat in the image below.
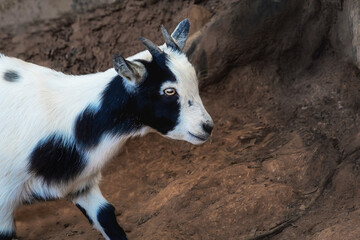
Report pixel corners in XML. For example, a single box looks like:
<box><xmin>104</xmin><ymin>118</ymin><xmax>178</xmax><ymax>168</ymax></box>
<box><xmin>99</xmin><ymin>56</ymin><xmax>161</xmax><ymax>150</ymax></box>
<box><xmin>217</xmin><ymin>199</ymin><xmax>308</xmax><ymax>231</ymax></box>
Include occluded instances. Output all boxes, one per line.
<box><xmin>0</xmin><ymin>19</ymin><xmax>213</xmax><ymax>240</ymax></box>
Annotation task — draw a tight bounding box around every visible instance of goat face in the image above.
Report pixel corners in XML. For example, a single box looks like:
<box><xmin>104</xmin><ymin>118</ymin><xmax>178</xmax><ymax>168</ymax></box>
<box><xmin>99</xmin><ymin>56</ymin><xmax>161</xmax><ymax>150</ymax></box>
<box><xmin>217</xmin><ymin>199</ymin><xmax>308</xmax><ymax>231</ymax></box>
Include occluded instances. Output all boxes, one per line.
<box><xmin>113</xmin><ymin>20</ymin><xmax>213</xmax><ymax>145</ymax></box>
<box><xmin>158</xmin><ymin>50</ymin><xmax>213</xmax><ymax>145</ymax></box>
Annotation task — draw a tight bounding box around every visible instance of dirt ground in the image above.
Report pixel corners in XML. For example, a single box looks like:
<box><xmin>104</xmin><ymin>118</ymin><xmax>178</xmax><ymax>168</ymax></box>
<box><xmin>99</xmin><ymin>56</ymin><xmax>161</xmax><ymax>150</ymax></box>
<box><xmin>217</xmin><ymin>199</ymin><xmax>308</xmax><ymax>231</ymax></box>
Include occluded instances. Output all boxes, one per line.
<box><xmin>1</xmin><ymin>0</ymin><xmax>360</xmax><ymax>239</ymax></box>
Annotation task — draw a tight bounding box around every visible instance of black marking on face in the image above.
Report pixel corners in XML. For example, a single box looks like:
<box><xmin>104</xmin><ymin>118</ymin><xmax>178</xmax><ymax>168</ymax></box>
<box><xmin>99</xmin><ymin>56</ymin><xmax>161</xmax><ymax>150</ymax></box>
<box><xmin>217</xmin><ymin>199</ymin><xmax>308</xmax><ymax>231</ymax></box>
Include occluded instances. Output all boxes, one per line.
<box><xmin>76</xmin><ymin>203</ymin><xmax>94</xmax><ymax>225</ymax></box>
<box><xmin>3</xmin><ymin>70</ymin><xmax>20</xmax><ymax>82</ymax></box>
<box><xmin>188</xmin><ymin>100</ymin><xmax>193</xmax><ymax>107</ymax></box>
<box><xmin>0</xmin><ymin>231</ymin><xmax>15</xmax><ymax>240</ymax></box>
<box><xmin>135</xmin><ymin>58</ymin><xmax>180</xmax><ymax>134</ymax></box>
<box><xmin>29</xmin><ymin>134</ymin><xmax>85</xmax><ymax>184</ymax></box>
<box><xmin>75</xmin><ymin>76</ymin><xmax>141</xmax><ymax>148</ymax></box>
<box><xmin>97</xmin><ymin>203</ymin><xmax>127</xmax><ymax>240</ymax></box>
<box><xmin>75</xmin><ymin>53</ymin><xmax>181</xmax><ymax>147</ymax></box>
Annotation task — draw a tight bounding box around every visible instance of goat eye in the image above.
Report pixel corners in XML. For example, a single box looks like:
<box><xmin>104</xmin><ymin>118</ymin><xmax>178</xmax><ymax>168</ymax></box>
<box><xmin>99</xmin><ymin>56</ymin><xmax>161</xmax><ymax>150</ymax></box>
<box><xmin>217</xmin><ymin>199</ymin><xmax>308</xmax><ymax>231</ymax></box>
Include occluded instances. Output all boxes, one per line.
<box><xmin>163</xmin><ymin>88</ymin><xmax>176</xmax><ymax>96</ymax></box>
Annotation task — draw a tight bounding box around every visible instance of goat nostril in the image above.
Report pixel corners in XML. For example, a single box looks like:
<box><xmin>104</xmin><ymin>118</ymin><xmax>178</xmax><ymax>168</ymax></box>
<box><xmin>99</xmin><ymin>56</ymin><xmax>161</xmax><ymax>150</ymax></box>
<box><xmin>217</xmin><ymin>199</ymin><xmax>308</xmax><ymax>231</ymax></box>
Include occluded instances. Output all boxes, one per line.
<box><xmin>202</xmin><ymin>123</ymin><xmax>214</xmax><ymax>135</ymax></box>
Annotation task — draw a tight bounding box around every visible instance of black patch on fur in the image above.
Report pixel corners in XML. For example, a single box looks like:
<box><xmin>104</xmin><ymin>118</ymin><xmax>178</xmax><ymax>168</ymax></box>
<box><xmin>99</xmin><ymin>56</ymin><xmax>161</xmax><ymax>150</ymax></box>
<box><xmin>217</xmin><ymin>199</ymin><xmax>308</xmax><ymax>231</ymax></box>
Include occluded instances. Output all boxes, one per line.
<box><xmin>188</xmin><ymin>100</ymin><xmax>193</xmax><ymax>107</ymax></box>
<box><xmin>75</xmin><ymin>76</ymin><xmax>142</xmax><ymax>148</ymax></box>
<box><xmin>76</xmin><ymin>203</ymin><xmax>93</xmax><ymax>225</ymax></box>
<box><xmin>97</xmin><ymin>203</ymin><xmax>127</xmax><ymax>240</ymax></box>
<box><xmin>29</xmin><ymin>134</ymin><xmax>85</xmax><ymax>184</ymax></box>
<box><xmin>0</xmin><ymin>231</ymin><xmax>15</xmax><ymax>240</ymax></box>
<box><xmin>75</xmin><ymin>54</ymin><xmax>180</xmax><ymax>148</ymax></box>
<box><xmin>23</xmin><ymin>199</ymin><xmax>33</xmax><ymax>205</ymax></box>
<box><xmin>135</xmin><ymin>58</ymin><xmax>180</xmax><ymax>134</ymax></box>
<box><xmin>3</xmin><ymin>70</ymin><xmax>19</xmax><ymax>82</ymax></box>
<box><xmin>32</xmin><ymin>192</ymin><xmax>56</xmax><ymax>201</ymax></box>
<box><xmin>68</xmin><ymin>185</ymin><xmax>91</xmax><ymax>199</ymax></box>
<box><xmin>24</xmin><ymin>192</ymin><xmax>57</xmax><ymax>204</ymax></box>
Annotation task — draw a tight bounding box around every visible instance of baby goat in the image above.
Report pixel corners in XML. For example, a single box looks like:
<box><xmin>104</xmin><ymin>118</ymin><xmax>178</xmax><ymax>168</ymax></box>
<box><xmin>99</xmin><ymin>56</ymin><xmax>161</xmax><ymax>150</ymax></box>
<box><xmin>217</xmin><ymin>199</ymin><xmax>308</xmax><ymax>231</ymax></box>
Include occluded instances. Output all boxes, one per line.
<box><xmin>0</xmin><ymin>19</ymin><xmax>213</xmax><ymax>240</ymax></box>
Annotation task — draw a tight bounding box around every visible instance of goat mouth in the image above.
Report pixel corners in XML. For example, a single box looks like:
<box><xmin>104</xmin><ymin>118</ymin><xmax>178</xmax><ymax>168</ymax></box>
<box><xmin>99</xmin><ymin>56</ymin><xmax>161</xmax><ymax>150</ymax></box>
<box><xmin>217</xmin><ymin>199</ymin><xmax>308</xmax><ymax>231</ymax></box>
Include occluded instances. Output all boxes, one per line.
<box><xmin>188</xmin><ymin>132</ymin><xmax>207</xmax><ymax>141</ymax></box>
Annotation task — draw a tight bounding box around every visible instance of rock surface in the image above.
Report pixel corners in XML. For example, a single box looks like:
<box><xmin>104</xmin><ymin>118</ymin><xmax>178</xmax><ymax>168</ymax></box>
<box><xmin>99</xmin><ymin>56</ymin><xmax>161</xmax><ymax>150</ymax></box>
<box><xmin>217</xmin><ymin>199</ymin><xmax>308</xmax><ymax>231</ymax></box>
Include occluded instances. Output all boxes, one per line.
<box><xmin>332</xmin><ymin>0</ymin><xmax>360</xmax><ymax>70</ymax></box>
<box><xmin>1</xmin><ymin>0</ymin><xmax>360</xmax><ymax>239</ymax></box>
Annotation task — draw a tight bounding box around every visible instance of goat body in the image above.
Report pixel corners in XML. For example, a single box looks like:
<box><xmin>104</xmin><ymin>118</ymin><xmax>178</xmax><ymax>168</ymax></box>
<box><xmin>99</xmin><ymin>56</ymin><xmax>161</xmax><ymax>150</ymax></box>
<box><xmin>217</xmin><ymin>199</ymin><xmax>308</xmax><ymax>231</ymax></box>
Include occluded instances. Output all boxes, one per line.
<box><xmin>0</xmin><ymin>20</ymin><xmax>213</xmax><ymax>240</ymax></box>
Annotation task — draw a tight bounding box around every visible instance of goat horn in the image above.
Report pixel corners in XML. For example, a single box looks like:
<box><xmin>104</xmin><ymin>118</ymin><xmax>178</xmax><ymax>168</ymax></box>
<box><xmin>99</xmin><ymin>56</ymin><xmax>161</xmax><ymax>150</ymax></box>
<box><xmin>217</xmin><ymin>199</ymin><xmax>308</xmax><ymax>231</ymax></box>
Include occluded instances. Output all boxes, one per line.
<box><xmin>140</xmin><ymin>37</ymin><xmax>162</xmax><ymax>58</ymax></box>
<box><xmin>161</xmin><ymin>25</ymin><xmax>180</xmax><ymax>51</ymax></box>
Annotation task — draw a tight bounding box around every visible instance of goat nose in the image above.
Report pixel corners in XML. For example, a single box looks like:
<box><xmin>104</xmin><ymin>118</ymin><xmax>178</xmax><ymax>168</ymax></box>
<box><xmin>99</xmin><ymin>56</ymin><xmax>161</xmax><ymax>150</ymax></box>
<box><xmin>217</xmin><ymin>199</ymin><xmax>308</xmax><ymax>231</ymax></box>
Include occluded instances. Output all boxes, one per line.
<box><xmin>202</xmin><ymin>122</ymin><xmax>214</xmax><ymax>135</ymax></box>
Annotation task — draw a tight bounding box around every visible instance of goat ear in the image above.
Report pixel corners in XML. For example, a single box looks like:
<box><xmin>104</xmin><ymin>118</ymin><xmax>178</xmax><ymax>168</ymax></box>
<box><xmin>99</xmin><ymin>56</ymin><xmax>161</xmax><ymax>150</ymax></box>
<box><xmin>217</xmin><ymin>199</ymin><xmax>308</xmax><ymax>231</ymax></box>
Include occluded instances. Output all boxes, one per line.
<box><xmin>113</xmin><ymin>54</ymin><xmax>146</xmax><ymax>84</ymax></box>
<box><xmin>171</xmin><ymin>19</ymin><xmax>190</xmax><ymax>50</ymax></box>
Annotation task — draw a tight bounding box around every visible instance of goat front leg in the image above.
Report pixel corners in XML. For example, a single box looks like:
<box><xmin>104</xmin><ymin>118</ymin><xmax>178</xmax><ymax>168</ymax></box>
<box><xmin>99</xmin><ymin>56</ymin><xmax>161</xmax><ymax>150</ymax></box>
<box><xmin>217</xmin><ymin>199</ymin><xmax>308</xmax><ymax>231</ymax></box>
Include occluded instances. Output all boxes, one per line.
<box><xmin>0</xmin><ymin>197</ymin><xmax>17</xmax><ymax>240</ymax></box>
<box><xmin>0</xmin><ymin>211</ymin><xmax>15</xmax><ymax>240</ymax></box>
<box><xmin>72</xmin><ymin>185</ymin><xmax>128</xmax><ymax>240</ymax></box>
